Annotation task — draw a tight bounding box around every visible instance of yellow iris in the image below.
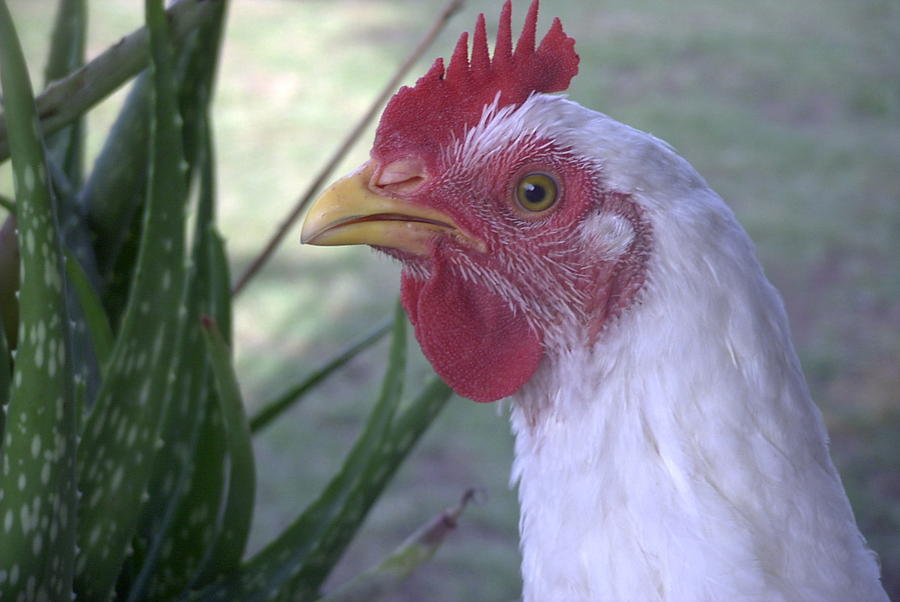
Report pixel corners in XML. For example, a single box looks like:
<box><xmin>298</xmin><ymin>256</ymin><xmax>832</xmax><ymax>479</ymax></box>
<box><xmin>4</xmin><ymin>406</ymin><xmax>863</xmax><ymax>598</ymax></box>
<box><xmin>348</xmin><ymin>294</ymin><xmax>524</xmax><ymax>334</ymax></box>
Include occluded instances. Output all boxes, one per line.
<box><xmin>515</xmin><ymin>172</ymin><xmax>558</xmax><ymax>212</ymax></box>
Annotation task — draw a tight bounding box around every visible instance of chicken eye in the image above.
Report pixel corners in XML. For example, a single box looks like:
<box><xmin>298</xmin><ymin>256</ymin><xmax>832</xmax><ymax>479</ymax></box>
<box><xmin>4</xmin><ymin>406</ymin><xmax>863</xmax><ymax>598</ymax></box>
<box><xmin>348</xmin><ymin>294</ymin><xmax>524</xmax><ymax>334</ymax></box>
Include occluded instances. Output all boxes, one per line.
<box><xmin>515</xmin><ymin>172</ymin><xmax>558</xmax><ymax>213</ymax></box>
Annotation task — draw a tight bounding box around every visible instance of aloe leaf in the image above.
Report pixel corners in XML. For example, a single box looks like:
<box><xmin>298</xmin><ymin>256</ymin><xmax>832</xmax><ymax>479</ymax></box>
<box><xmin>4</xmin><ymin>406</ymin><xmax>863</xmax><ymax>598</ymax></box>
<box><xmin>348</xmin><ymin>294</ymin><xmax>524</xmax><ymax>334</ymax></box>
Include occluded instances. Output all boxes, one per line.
<box><xmin>319</xmin><ymin>489</ymin><xmax>476</xmax><ymax>602</ymax></box>
<box><xmin>142</xmin><ymin>223</ymin><xmax>234</xmax><ymax>602</ymax></box>
<box><xmin>190</xmin><ymin>304</ymin><xmax>408</xmax><ymax>601</ymax></box>
<box><xmin>140</xmin><ymin>182</ymin><xmax>232</xmax><ymax>595</ymax></box>
<box><xmin>148</xmin><ymin>139</ymin><xmax>232</xmax><ymax>596</ymax></box>
<box><xmin>81</xmin><ymin>0</ymin><xmax>226</xmax><ymax>325</ymax></box>
<box><xmin>43</xmin><ymin>0</ymin><xmax>86</xmax><ymax>189</ymax></box>
<box><xmin>59</xmin><ymin>245</ymin><xmax>108</xmax><ymax>407</ymax></box>
<box><xmin>174</xmin><ymin>0</ymin><xmax>227</xmax><ymax>170</ymax></box>
<box><xmin>0</xmin><ymin>253</ymin><xmax>10</xmax><ymax>439</ymax></box>
<box><xmin>41</xmin><ymin>0</ymin><xmax>109</xmax><ymax>407</ymax></box>
<box><xmin>73</xmin><ymin>1</ymin><xmax>192</xmax><ymax>598</ymax></box>
<box><xmin>122</xmin><ymin>329</ymin><xmax>209</xmax><ymax>601</ymax></box>
<box><xmin>0</xmin><ymin>2</ymin><xmax>77</xmax><ymax>599</ymax></box>
<box><xmin>286</xmin><ymin>376</ymin><xmax>452</xmax><ymax>600</ymax></box>
<box><xmin>0</xmin><ymin>307</ymin><xmax>8</xmax><ymax>408</ymax></box>
<box><xmin>63</xmin><ymin>251</ymin><xmax>113</xmax><ymax>374</ymax></box>
<box><xmin>78</xmin><ymin>72</ymin><xmax>151</xmax><ymax>293</ymax></box>
<box><xmin>250</xmin><ymin>319</ymin><xmax>392</xmax><ymax>434</ymax></box>
<box><xmin>121</xmin><ymin>317</ymin><xmax>208</xmax><ymax>601</ymax></box>
<box><xmin>169</xmin><ymin>127</ymin><xmax>240</xmax><ymax>592</ymax></box>
<box><xmin>151</xmin><ymin>385</ymin><xmax>227</xmax><ymax>597</ymax></box>
<box><xmin>0</xmin><ymin>0</ymin><xmax>222</xmax><ymax>164</ymax></box>
<box><xmin>153</xmin><ymin>232</ymin><xmax>233</xmax><ymax>593</ymax></box>
<box><xmin>135</xmin><ymin>123</ymin><xmax>238</xmax><ymax>600</ymax></box>
<box><xmin>207</xmin><ymin>229</ymin><xmax>232</xmax><ymax>342</ymax></box>
<box><xmin>193</xmin><ymin>306</ymin><xmax>451</xmax><ymax>602</ymax></box>
<box><xmin>387</xmin><ymin>377</ymin><xmax>452</xmax><ymax>451</ymax></box>
<box><xmin>261</xmin><ymin>303</ymin><xmax>407</xmax><ymax>594</ymax></box>
<box><xmin>197</xmin><ymin>316</ymin><xmax>255</xmax><ymax>578</ymax></box>
<box><xmin>114</xmin><ymin>3</ymin><xmax>228</xmax><ymax>590</ymax></box>
<box><xmin>0</xmin><ymin>215</ymin><xmax>18</xmax><ymax>349</ymax></box>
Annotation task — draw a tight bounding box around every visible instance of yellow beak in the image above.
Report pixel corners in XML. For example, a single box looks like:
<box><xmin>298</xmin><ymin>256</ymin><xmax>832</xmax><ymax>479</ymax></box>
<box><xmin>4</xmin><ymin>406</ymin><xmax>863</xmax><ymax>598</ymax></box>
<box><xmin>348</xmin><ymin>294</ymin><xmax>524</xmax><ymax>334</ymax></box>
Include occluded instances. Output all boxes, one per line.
<box><xmin>301</xmin><ymin>162</ymin><xmax>483</xmax><ymax>256</ymax></box>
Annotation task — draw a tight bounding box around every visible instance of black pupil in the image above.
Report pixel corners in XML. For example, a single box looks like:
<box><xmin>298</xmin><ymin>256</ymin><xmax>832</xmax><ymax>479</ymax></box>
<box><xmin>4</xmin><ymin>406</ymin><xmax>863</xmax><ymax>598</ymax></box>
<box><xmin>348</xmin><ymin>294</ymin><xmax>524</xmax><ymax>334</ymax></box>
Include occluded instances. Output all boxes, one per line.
<box><xmin>523</xmin><ymin>181</ymin><xmax>546</xmax><ymax>205</ymax></box>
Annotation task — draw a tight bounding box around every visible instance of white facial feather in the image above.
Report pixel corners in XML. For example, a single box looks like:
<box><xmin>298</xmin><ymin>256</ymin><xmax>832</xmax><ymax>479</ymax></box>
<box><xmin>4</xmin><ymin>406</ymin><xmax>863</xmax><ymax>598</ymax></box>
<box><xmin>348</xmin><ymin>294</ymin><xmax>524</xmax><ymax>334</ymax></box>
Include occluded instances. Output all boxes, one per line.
<box><xmin>443</xmin><ymin>93</ymin><xmax>563</xmax><ymax>169</ymax></box>
<box><xmin>578</xmin><ymin>211</ymin><xmax>635</xmax><ymax>261</ymax></box>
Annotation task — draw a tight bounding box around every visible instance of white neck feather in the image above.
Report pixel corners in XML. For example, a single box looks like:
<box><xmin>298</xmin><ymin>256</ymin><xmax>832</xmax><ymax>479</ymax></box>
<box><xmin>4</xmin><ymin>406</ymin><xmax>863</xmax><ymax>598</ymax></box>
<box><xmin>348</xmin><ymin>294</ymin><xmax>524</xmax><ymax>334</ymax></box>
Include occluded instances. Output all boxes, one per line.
<box><xmin>509</xmin><ymin>188</ymin><xmax>886</xmax><ymax>601</ymax></box>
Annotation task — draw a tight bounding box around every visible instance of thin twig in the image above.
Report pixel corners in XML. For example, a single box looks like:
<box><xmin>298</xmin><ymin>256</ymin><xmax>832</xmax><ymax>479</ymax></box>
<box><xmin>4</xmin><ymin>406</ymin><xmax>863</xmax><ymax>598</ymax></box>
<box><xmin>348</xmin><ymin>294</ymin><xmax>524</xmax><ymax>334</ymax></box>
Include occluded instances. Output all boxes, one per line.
<box><xmin>0</xmin><ymin>193</ymin><xmax>16</xmax><ymax>215</ymax></box>
<box><xmin>231</xmin><ymin>0</ymin><xmax>466</xmax><ymax>297</ymax></box>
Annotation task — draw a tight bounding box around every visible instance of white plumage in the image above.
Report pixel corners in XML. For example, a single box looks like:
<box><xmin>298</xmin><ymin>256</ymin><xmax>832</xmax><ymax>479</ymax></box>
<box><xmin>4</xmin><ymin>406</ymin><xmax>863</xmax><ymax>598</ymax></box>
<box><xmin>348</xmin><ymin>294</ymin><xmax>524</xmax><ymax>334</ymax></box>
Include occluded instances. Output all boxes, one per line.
<box><xmin>493</xmin><ymin>94</ymin><xmax>890</xmax><ymax>601</ymax></box>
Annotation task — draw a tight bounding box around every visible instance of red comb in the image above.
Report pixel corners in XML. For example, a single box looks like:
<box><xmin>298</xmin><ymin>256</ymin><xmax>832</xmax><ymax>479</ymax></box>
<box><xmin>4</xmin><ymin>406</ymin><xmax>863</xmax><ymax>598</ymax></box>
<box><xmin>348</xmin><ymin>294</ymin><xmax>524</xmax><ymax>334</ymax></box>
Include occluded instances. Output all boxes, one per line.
<box><xmin>372</xmin><ymin>0</ymin><xmax>579</xmax><ymax>169</ymax></box>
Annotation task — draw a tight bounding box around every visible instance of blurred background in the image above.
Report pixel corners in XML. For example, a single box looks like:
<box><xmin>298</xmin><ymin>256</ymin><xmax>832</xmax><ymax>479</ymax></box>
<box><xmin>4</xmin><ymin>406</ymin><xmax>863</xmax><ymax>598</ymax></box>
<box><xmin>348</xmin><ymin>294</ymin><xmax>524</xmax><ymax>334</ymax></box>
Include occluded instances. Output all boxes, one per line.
<box><xmin>3</xmin><ymin>0</ymin><xmax>898</xmax><ymax>599</ymax></box>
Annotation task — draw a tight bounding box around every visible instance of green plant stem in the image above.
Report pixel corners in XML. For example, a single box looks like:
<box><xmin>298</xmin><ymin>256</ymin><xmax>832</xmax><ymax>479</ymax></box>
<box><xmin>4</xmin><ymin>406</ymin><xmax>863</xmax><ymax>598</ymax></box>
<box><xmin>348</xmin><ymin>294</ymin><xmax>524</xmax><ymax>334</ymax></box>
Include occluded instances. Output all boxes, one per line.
<box><xmin>0</xmin><ymin>0</ymin><xmax>222</xmax><ymax>162</ymax></box>
<box><xmin>230</xmin><ymin>0</ymin><xmax>466</xmax><ymax>296</ymax></box>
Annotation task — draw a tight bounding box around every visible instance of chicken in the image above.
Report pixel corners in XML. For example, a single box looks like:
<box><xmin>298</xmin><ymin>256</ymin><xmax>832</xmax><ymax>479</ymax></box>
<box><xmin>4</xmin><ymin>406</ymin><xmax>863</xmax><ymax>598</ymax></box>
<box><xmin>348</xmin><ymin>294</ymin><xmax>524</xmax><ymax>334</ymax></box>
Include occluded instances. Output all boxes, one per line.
<box><xmin>300</xmin><ymin>1</ymin><xmax>889</xmax><ymax>600</ymax></box>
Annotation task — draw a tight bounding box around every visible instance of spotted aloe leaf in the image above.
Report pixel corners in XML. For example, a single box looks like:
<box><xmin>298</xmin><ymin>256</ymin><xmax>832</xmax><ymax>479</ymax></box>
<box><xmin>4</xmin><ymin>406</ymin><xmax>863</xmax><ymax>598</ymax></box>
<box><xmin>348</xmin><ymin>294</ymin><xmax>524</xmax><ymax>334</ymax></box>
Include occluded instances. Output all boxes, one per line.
<box><xmin>141</xmin><ymin>384</ymin><xmax>227</xmax><ymax>600</ymax></box>
<box><xmin>0</xmin><ymin>320</ymin><xmax>8</xmax><ymax>433</ymax></box>
<box><xmin>126</xmin><ymin>113</ymin><xmax>237</xmax><ymax>602</ymax></box>
<box><xmin>116</xmin><ymin>4</ymin><xmax>229</xmax><ymax>593</ymax></box>
<box><xmin>134</xmin><ymin>124</ymin><xmax>236</xmax><ymax>600</ymax></box>
<box><xmin>151</xmin><ymin>205</ymin><xmax>236</xmax><ymax>600</ymax></box>
<box><xmin>40</xmin><ymin>0</ymin><xmax>89</xmax><ymax>264</ymax></box>
<box><xmin>63</xmin><ymin>251</ymin><xmax>113</xmax><ymax>374</ymax></box>
<box><xmin>197</xmin><ymin>315</ymin><xmax>255</xmax><ymax>580</ymax></box>
<box><xmin>122</xmin><ymin>325</ymin><xmax>209</xmax><ymax>602</ymax></box>
<box><xmin>171</xmin><ymin>133</ymin><xmax>245</xmax><ymax>594</ymax></box>
<box><xmin>73</xmin><ymin>1</ymin><xmax>192</xmax><ymax>599</ymax></box>
<box><xmin>41</xmin><ymin>0</ymin><xmax>112</xmax><ymax>414</ymax></box>
<box><xmin>0</xmin><ymin>215</ymin><xmax>18</xmax><ymax>353</ymax></box>
<box><xmin>192</xmin><ymin>305</ymin><xmax>453</xmax><ymax>602</ymax></box>
<box><xmin>80</xmin><ymin>0</ymin><xmax>225</xmax><ymax>326</ymax></box>
<box><xmin>78</xmin><ymin>72</ymin><xmax>151</xmax><ymax>309</ymax></box>
<box><xmin>188</xmin><ymin>304</ymin><xmax>407</xmax><ymax>601</ymax></box>
<box><xmin>43</xmin><ymin>0</ymin><xmax>86</xmax><ymax>190</ymax></box>
<box><xmin>0</xmin><ymin>1</ymin><xmax>77</xmax><ymax>599</ymax></box>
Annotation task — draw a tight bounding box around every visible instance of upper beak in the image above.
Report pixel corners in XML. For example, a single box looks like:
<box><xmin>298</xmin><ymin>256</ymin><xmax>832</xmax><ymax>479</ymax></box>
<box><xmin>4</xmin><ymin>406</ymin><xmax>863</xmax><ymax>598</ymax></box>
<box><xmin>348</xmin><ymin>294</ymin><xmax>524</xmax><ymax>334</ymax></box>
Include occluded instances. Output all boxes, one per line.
<box><xmin>301</xmin><ymin>161</ymin><xmax>484</xmax><ymax>256</ymax></box>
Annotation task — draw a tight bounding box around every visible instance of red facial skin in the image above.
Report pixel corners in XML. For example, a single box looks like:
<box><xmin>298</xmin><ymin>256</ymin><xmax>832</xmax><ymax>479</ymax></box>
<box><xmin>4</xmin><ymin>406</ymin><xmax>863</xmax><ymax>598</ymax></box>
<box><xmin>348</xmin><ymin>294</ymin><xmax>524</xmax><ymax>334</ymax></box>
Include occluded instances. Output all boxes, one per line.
<box><xmin>372</xmin><ymin>138</ymin><xmax>606</xmax><ymax>402</ymax></box>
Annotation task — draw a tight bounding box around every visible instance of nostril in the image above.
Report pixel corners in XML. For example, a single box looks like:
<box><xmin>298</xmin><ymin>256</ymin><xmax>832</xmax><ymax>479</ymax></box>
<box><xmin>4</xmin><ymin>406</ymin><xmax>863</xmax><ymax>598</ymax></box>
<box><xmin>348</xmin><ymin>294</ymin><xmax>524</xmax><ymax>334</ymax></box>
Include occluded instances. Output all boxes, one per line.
<box><xmin>379</xmin><ymin>175</ymin><xmax>425</xmax><ymax>195</ymax></box>
<box><xmin>372</xmin><ymin>158</ymin><xmax>427</xmax><ymax>195</ymax></box>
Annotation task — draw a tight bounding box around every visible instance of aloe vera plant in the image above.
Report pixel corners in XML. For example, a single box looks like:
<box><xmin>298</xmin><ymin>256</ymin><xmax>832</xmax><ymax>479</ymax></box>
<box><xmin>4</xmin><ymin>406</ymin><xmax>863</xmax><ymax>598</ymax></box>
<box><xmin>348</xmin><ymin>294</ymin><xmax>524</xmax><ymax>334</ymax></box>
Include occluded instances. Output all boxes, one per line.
<box><xmin>0</xmin><ymin>1</ymin><xmax>460</xmax><ymax>600</ymax></box>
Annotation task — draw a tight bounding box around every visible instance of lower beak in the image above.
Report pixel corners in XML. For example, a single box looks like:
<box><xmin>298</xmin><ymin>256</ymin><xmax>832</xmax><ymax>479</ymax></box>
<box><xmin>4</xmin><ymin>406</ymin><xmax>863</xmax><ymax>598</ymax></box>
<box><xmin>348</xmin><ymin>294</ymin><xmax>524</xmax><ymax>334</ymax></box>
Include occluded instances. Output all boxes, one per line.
<box><xmin>301</xmin><ymin>162</ymin><xmax>482</xmax><ymax>256</ymax></box>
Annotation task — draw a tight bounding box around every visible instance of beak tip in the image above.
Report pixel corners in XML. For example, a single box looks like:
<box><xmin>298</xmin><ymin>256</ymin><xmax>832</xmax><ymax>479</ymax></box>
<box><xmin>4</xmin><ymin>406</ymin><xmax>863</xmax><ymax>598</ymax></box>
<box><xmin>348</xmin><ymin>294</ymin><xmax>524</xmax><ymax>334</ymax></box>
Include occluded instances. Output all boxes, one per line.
<box><xmin>300</xmin><ymin>230</ymin><xmax>327</xmax><ymax>247</ymax></box>
<box><xmin>300</xmin><ymin>214</ymin><xmax>329</xmax><ymax>246</ymax></box>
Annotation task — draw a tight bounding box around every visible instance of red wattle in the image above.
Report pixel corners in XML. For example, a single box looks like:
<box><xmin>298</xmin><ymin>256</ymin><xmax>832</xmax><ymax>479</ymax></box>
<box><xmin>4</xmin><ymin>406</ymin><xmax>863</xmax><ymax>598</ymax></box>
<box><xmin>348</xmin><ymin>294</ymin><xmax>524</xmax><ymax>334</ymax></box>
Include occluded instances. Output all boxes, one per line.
<box><xmin>401</xmin><ymin>264</ymin><xmax>542</xmax><ymax>403</ymax></box>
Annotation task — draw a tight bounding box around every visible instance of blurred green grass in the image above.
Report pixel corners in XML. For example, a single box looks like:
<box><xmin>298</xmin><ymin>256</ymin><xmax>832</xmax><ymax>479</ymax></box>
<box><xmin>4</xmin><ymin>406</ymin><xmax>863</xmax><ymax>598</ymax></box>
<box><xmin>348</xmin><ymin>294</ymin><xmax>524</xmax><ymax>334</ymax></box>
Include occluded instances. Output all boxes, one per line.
<box><xmin>3</xmin><ymin>1</ymin><xmax>898</xmax><ymax>600</ymax></box>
